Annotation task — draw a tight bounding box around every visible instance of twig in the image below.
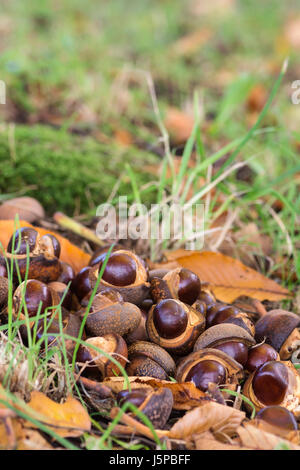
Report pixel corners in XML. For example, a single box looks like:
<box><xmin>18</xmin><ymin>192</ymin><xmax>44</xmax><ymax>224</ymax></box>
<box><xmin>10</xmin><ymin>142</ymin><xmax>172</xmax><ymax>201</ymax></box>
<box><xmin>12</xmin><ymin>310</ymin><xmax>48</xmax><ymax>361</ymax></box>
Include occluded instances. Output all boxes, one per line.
<box><xmin>53</xmin><ymin>212</ymin><xmax>105</xmax><ymax>247</ymax></box>
<box><xmin>252</xmin><ymin>299</ymin><xmax>267</xmax><ymax>317</ymax></box>
<box><xmin>110</xmin><ymin>407</ymin><xmax>169</xmax><ymax>441</ymax></box>
<box><xmin>77</xmin><ymin>376</ymin><xmax>113</xmax><ymax>399</ymax></box>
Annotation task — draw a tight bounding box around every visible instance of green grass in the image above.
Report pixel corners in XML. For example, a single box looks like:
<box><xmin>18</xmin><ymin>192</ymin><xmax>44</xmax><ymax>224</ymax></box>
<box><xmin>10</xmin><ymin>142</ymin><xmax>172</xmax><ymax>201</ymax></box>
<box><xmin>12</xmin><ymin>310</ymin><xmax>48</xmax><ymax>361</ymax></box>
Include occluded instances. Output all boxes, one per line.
<box><xmin>0</xmin><ymin>124</ymin><xmax>157</xmax><ymax>214</ymax></box>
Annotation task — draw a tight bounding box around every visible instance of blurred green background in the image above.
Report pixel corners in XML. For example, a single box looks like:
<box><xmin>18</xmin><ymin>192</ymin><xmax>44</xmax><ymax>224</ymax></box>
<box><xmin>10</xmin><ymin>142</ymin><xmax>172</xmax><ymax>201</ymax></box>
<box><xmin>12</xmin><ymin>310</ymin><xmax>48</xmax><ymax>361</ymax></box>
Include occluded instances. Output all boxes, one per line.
<box><xmin>0</xmin><ymin>0</ymin><xmax>300</xmax><ymax>215</ymax></box>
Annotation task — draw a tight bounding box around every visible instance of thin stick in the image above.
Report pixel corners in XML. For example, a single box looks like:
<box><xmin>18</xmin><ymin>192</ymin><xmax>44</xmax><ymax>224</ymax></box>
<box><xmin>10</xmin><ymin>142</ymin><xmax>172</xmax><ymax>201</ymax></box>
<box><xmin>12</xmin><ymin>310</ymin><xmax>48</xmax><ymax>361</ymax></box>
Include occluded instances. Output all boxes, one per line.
<box><xmin>110</xmin><ymin>407</ymin><xmax>169</xmax><ymax>440</ymax></box>
<box><xmin>77</xmin><ymin>376</ymin><xmax>113</xmax><ymax>399</ymax></box>
<box><xmin>252</xmin><ymin>299</ymin><xmax>267</xmax><ymax>317</ymax></box>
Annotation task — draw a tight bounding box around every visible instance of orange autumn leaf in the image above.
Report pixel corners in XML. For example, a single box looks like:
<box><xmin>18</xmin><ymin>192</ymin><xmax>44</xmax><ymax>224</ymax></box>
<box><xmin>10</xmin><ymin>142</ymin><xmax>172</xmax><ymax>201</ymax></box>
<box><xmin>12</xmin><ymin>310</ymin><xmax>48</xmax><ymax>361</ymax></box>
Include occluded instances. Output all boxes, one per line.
<box><xmin>165</xmin><ymin>250</ymin><xmax>292</xmax><ymax>303</ymax></box>
<box><xmin>24</xmin><ymin>392</ymin><xmax>91</xmax><ymax>438</ymax></box>
<box><xmin>164</xmin><ymin>107</ymin><xmax>194</xmax><ymax>144</ymax></box>
<box><xmin>0</xmin><ymin>220</ymin><xmax>90</xmax><ymax>273</ymax></box>
<box><xmin>171</xmin><ymin>29</ymin><xmax>212</xmax><ymax>57</ymax></box>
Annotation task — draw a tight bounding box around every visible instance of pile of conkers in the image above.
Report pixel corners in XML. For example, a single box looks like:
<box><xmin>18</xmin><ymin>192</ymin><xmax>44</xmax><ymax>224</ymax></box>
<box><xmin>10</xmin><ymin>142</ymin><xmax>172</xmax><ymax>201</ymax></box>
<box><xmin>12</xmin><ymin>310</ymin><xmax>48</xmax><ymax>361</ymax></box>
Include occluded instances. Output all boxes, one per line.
<box><xmin>1</xmin><ymin>226</ymin><xmax>300</xmax><ymax>431</ymax></box>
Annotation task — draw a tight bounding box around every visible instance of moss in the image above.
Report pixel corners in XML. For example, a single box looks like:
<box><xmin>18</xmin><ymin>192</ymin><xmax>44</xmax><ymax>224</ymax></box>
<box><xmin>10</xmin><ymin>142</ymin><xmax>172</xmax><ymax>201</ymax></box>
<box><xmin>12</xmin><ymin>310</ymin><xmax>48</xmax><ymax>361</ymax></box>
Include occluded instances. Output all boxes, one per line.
<box><xmin>0</xmin><ymin>124</ymin><xmax>157</xmax><ymax>214</ymax></box>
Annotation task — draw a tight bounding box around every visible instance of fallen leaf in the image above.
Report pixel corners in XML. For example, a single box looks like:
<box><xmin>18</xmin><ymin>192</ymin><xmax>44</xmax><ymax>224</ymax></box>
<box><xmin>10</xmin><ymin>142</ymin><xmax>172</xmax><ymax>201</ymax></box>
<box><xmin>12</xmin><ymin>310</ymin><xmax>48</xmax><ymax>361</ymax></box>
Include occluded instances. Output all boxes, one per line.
<box><xmin>0</xmin><ymin>418</ymin><xmax>53</xmax><ymax>450</ymax></box>
<box><xmin>164</xmin><ymin>107</ymin><xmax>194</xmax><ymax>145</ymax></box>
<box><xmin>24</xmin><ymin>392</ymin><xmax>91</xmax><ymax>438</ymax></box>
<box><xmin>103</xmin><ymin>376</ymin><xmax>210</xmax><ymax>410</ymax></box>
<box><xmin>169</xmin><ymin>401</ymin><xmax>245</xmax><ymax>440</ymax></box>
<box><xmin>171</xmin><ymin>29</ymin><xmax>212</xmax><ymax>57</ymax></box>
<box><xmin>246</xmin><ymin>419</ymin><xmax>300</xmax><ymax>445</ymax></box>
<box><xmin>246</xmin><ymin>84</ymin><xmax>267</xmax><ymax>113</ymax></box>
<box><xmin>113</xmin><ymin>128</ymin><xmax>133</xmax><ymax>147</ymax></box>
<box><xmin>237</xmin><ymin>423</ymin><xmax>300</xmax><ymax>450</ymax></box>
<box><xmin>0</xmin><ymin>220</ymin><xmax>90</xmax><ymax>273</ymax></box>
<box><xmin>194</xmin><ymin>431</ymin><xmax>246</xmax><ymax>450</ymax></box>
<box><xmin>164</xmin><ymin>250</ymin><xmax>292</xmax><ymax>302</ymax></box>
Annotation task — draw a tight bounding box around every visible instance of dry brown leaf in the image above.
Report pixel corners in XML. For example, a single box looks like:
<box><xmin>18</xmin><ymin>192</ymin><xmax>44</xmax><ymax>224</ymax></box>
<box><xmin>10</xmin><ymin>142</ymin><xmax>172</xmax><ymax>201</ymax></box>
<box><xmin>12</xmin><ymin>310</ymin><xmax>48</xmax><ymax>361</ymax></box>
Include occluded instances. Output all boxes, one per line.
<box><xmin>24</xmin><ymin>392</ymin><xmax>91</xmax><ymax>438</ymax></box>
<box><xmin>103</xmin><ymin>376</ymin><xmax>209</xmax><ymax>410</ymax></box>
<box><xmin>246</xmin><ymin>419</ymin><xmax>300</xmax><ymax>445</ymax></box>
<box><xmin>113</xmin><ymin>128</ymin><xmax>133</xmax><ymax>147</ymax></box>
<box><xmin>164</xmin><ymin>250</ymin><xmax>292</xmax><ymax>302</ymax></box>
<box><xmin>194</xmin><ymin>431</ymin><xmax>247</xmax><ymax>450</ymax></box>
<box><xmin>171</xmin><ymin>29</ymin><xmax>212</xmax><ymax>57</ymax></box>
<box><xmin>246</xmin><ymin>84</ymin><xmax>267</xmax><ymax>113</ymax></box>
<box><xmin>169</xmin><ymin>401</ymin><xmax>245</xmax><ymax>440</ymax></box>
<box><xmin>164</xmin><ymin>107</ymin><xmax>194</xmax><ymax>144</ymax></box>
<box><xmin>237</xmin><ymin>423</ymin><xmax>300</xmax><ymax>450</ymax></box>
<box><xmin>0</xmin><ymin>418</ymin><xmax>53</xmax><ymax>450</ymax></box>
<box><xmin>0</xmin><ymin>220</ymin><xmax>90</xmax><ymax>273</ymax></box>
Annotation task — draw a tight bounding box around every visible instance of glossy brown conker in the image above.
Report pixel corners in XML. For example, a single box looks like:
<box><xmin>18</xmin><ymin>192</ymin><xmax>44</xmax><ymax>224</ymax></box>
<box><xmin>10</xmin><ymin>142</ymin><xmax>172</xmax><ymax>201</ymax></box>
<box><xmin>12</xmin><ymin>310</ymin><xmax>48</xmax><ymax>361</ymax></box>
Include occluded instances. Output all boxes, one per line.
<box><xmin>185</xmin><ymin>359</ymin><xmax>227</xmax><ymax>392</ymax></box>
<box><xmin>245</xmin><ymin>343</ymin><xmax>279</xmax><ymax>372</ymax></box>
<box><xmin>256</xmin><ymin>406</ymin><xmax>298</xmax><ymax>431</ymax></box>
<box><xmin>101</xmin><ymin>252</ymin><xmax>137</xmax><ymax>287</ymax></box>
<box><xmin>206</xmin><ymin>304</ymin><xmax>239</xmax><ymax>328</ymax></box>
<box><xmin>13</xmin><ymin>279</ymin><xmax>53</xmax><ymax>317</ymax></box>
<box><xmin>71</xmin><ymin>267</ymin><xmax>93</xmax><ymax>301</ymax></box>
<box><xmin>252</xmin><ymin>361</ymin><xmax>289</xmax><ymax>406</ymax></box>
<box><xmin>177</xmin><ymin>268</ymin><xmax>201</xmax><ymax>305</ymax></box>
<box><xmin>7</xmin><ymin>227</ymin><xmax>37</xmax><ymax>254</ymax></box>
<box><xmin>153</xmin><ymin>299</ymin><xmax>188</xmax><ymax>340</ymax></box>
<box><xmin>213</xmin><ymin>341</ymin><xmax>248</xmax><ymax>367</ymax></box>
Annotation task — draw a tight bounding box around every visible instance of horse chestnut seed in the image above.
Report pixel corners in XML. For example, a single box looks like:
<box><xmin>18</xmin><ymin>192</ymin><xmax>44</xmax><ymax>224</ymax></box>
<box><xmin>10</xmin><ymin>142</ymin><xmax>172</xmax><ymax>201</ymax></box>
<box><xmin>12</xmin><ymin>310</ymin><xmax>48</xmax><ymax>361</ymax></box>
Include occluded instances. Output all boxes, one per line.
<box><xmin>7</xmin><ymin>227</ymin><xmax>37</xmax><ymax>254</ymax></box>
<box><xmin>153</xmin><ymin>299</ymin><xmax>188</xmax><ymax>339</ymax></box>
<box><xmin>101</xmin><ymin>253</ymin><xmax>137</xmax><ymax>287</ymax></box>
<box><xmin>117</xmin><ymin>389</ymin><xmax>147</xmax><ymax>408</ymax></box>
<box><xmin>178</xmin><ymin>269</ymin><xmax>201</xmax><ymax>305</ymax></box>
<box><xmin>71</xmin><ymin>267</ymin><xmax>93</xmax><ymax>301</ymax></box>
<box><xmin>206</xmin><ymin>304</ymin><xmax>239</xmax><ymax>328</ymax></box>
<box><xmin>213</xmin><ymin>341</ymin><xmax>248</xmax><ymax>366</ymax></box>
<box><xmin>15</xmin><ymin>279</ymin><xmax>53</xmax><ymax>317</ymax></box>
<box><xmin>185</xmin><ymin>360</ymin><xmax>227</xmax><ymax>392</ymax></box>
<box><xmin>252</xmin><ymin>361</ymin><xmax>289</xmax><ymax>406</ymax></box>
<box><xmin>245</xmin><ymin>343</ymin><xmax>279</xmax><ymax>372</ymax></box>
<box><xmin>256</xmin><ymin>406</ymin><xmax>298</xmax><ymax>431</ymax></box>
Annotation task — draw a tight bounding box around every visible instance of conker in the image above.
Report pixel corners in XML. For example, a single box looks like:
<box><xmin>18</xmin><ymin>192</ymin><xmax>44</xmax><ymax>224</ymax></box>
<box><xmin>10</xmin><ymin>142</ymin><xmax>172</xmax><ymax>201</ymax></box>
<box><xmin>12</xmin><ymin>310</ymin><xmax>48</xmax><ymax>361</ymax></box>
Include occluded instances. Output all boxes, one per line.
<box><xmin>252</xmin><ymin>361</ymin><xmax>289</xmax><ymax>406</ymax></box>
<box><xmin>185</xmin><ymin>360</ymin><xmax>227</xmax><ymax>392</ymax></box>
<box><xmin>245</xmin><ymin>343</ymin><xmax>279</xmax><ymax>372</ymax></box>
<box><xmin>152</xmin><ymin>299</ymin><xmax>188</xmax><ymax>339</ymax></box>
<box><xmin>13</xmin><ymin>279</ymin><xmax>53</xmax><ymax>317</ymax></box>
<box><xmin>7</xmin><ymin>227</ymin><xmax>37</xmax><ymax>254</ymax></box>
<box><xmin>213</xmin><ymin>341</ymin><xmax>248</xmax><ymax>366</ymax></box>
<box><xmin>177</xmin><ymin>268</ymin><xmax>201</xmax><ymax>305</ymax></box>
<box><xmin>256</xmin><ymin>406</ymin><xmax>298</xmax><ymax>431</ymax></box>
<box><xmin>101</xmin><ymin>252</ymin><xmax>137</xmax><ymax>287</ymax></box>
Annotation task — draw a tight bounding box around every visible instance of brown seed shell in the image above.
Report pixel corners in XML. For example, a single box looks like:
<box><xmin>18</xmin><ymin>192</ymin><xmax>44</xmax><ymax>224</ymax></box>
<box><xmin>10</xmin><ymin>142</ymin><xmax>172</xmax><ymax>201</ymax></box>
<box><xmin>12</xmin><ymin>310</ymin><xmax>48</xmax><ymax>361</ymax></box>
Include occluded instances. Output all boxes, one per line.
<box><xmin>128</xmin><ymin>341</ymin><xmax>176</xmax><ymax>376</ymax></box>
<box><xmin>85</xmin><ymin>302</ymin><xmax>141</xmax><ymax>337</ymax></box>
<box><xmin>194</xmin><ymin>323</ymin><xmax>255</xmax><ymax>351</ymax></box>
<box><xmin>255</xmin><ymin>310</ymin><xmax>300</xmax><ymax>352</ymax></box>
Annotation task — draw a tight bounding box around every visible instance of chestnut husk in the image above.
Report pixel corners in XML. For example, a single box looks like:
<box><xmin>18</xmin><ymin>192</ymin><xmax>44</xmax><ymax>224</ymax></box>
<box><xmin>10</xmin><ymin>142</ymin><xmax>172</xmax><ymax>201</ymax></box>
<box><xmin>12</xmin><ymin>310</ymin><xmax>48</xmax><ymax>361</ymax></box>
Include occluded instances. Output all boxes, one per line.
<box><xmin>126</xmin><ymin>341</ymin><xmax>176</xmax><ymax>380</ymax></box>
<box><xmin>88</xmin><ymin>250</ymin><xmax>150</xmax><ymax>306</ymax></box>
<box><xmin>146</xmin><ymin>299</ymin><xmax>205</xmax><ymax>355</ymax></box>
<box><xmin>83</xmin><ymin>291</ymin><xmax>142</xmax><ymax>337</ymax></box>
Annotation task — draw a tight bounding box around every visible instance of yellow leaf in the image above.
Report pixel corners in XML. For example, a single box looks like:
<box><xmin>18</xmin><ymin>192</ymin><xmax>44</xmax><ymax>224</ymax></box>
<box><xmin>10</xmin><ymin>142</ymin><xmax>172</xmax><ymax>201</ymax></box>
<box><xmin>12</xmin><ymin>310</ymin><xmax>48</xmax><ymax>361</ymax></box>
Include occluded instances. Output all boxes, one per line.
<box><xmin>24</xmin><ymin>392</ymin><xmax>91</xmax><ymax>438</ymax></box>
<box><xmin>165</xmin><ymin>250</ymin><xmax>292</xmax><ymax>302</ymax></box>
